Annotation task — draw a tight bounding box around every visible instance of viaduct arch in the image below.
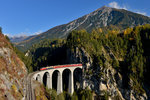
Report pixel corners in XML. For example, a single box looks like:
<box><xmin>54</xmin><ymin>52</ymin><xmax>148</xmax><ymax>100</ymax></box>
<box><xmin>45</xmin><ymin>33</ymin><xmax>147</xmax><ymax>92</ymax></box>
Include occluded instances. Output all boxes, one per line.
<box><xmin>33</xmin><ymin>65</ymin><xmax>82</xmax><ymax>94</ymax></box>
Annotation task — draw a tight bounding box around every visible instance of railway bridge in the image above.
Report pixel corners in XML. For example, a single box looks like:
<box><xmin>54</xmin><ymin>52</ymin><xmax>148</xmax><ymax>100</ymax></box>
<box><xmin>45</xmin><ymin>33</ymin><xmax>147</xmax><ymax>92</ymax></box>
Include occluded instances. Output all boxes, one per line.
<box><xmin>33</xmin><ymin>64</ymin><xmax>82</xmax><ymax>94</ymax></box>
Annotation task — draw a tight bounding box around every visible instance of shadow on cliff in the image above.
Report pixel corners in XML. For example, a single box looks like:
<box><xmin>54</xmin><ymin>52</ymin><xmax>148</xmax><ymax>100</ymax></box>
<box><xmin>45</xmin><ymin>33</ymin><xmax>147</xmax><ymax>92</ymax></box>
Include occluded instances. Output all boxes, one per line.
<box><xmin>32</xmin><ymin>45</ymin><xmax>68</xmax><ymax>71</ymax></box>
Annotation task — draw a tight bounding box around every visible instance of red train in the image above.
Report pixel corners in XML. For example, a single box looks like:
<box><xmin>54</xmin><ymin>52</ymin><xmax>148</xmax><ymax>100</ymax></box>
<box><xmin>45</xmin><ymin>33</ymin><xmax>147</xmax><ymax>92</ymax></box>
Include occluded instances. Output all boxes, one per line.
<box><xmin>40</xmin><ymin>64</ymin><xmax>82</xmax><ymax>71</ymax></box>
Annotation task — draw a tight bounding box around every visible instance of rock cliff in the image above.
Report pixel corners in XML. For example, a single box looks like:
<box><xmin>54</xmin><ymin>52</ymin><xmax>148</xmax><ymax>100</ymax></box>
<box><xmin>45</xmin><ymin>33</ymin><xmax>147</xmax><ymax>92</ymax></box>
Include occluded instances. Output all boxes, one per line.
<box><xmin>67</xmin><ymin>47</ymin><xmax>148</xmax><ymax>100</ymax></box>
<box><xmin>0</xmin><ymin>33</ymin><xmax>27</xmax><ymax>100</ymax></box>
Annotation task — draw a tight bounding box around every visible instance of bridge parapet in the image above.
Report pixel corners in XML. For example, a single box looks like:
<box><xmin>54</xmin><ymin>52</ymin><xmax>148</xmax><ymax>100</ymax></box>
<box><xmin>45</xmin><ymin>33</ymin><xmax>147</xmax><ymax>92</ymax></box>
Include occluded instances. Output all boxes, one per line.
<box><xmin>33</xmin><ymin>65</ymin><xmax>82</xmax><ymax>94</ymax></box>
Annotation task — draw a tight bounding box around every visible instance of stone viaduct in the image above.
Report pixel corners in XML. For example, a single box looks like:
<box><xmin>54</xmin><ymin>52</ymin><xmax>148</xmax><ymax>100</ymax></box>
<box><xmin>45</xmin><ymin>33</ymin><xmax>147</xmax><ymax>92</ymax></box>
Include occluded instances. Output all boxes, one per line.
<box><xmin>33</xmin><ymin>64</ymin><xmax>82</xmax><ymax>94</ymax></box>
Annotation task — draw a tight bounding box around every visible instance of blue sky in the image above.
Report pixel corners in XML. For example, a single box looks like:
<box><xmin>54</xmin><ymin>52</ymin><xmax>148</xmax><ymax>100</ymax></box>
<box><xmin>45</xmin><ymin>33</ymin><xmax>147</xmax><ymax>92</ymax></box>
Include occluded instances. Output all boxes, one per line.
<box><xmin>0</xmin><ymin>0</ymin><xmax>149</xmax><ymax>37</ymax></box>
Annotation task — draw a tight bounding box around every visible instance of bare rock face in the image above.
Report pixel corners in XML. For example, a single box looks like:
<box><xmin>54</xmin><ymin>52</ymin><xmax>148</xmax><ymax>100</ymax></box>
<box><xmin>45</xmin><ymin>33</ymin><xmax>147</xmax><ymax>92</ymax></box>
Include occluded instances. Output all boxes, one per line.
<box><xmin>0</xmin><ymin>33</ymin><xmax>27</xmax><ymax>100</ymax></box>
<box><xmin>99</xmin><ymin>82</ymin><xmax>107</xmax><ymax>91</ymax></box>
<box><xmin>67</xmin><ymin>47</ymin><xmax>93</xmax><ymax>68</ymax></box>
<box><xmin>67</xmin><ymin>47</ymin><xmax>148</xmax><ymax>100</ymax></box>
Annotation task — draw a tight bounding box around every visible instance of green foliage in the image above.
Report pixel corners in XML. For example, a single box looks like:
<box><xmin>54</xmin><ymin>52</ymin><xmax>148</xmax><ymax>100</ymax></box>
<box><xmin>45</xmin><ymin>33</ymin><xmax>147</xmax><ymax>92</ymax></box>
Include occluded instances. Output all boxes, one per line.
<box><xmin>104</xmin><ymin>92</ymin><xmax>109</xmax><ymax>100</ymax></box>
<box><xmin>26</xmin><ymin>39</ymin><xmax>66</xmax><ymax>71</ymax></box>
<box><xmin>67</xmin><ymin>29</ymin><xmax>104</xmax><ymax>65</ymax></box>
<box><xmin>11</xmin><ymin>44</ymin><xmax>31</xmax><ymax>72</ymax></box>
<box><xmin>45</xmin><ymin>88</ymin><xmax>58</xmax><ymax>100</ymax></box>
<box><xmin>25</xmin><ymin>24</ymin><xmax>150</xmax><ymax>96</ymax></box>
<box><xmin>71</xmin><ymin>92</ymin><xmax>78</xmax><ymax>100</ymax></box>
<box><xmin>57</xmin><ymin>93</ymin><xmax>65</xmax><ymax>100</ymax></box>
<box><xmin>112</xmin><ymin>60</ymin><xmax>119</xmax><ymax>69</ymax></box>
<box><xmin>5</xmin><ymin>35</ymin><xmax>10</xmax><ymax>42</ymax></box>
<box><xmin>45</xmin><ymin>87</ymin><xmax>93</xmax><ymax>100</ymax></box>
<box><xmin>66</xmin><ymin>25</ymin><xmax>150</xmax><ymax>94</ymax></box>
<box><xmin>120</xmin><ymin>24</ymin><xmax>150</xmax><ymax>94</ymax></box>
<box><xmin>76</xmin><ymin>88</ymin><xmax>93</xmax><ymax>100</ymax></box>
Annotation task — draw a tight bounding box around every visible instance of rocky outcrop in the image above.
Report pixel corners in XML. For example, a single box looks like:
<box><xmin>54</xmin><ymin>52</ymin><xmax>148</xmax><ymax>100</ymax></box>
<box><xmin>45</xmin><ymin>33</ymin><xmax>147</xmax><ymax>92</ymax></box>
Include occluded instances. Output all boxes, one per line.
<box><xmin>67</xmin><ymin>47</ymin><xmax>148</xmax><ymax>100</ymax></box>
<box><xmin>0</xmin><ymin>33</ymin><xmax>27</xmax><ymax>100</ymax></box>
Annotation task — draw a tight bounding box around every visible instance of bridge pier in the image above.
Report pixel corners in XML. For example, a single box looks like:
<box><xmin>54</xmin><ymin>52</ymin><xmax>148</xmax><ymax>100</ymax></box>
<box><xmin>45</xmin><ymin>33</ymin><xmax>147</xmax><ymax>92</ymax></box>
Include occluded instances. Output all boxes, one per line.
<box><xmin>57</xmin><ymin>71</ymin><xmax>63</xmax><ymax>94</ymax></box>
<box><xmin>49</xmin><ymin>75</ymin><xmax>52</xmax><ymax>89</ymax></box>
<box><xmin>33</xmin><ymin>66</ymin><xmax>82</xmax><ymax>95</ymax></box>
<box><xmin>68</xmin><ymin>70</ymin><xmax>74</xmax><ymax>94</ymax></box>
<box><xmin>47</xmin><ymin>74</ymin><xmax>50</xmax><ymax>89</ymax></box>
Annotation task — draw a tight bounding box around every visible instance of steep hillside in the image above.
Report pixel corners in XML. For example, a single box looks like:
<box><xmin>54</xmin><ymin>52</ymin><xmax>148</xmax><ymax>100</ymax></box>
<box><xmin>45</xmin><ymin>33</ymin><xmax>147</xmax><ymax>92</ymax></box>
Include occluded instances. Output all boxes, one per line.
<box><xmin>0</xmin><ymin>30</ymin><xmax>27</xmax><ymax>99</ymax></box>
<box><xmin>15</xmin><ymin>6</ymin><xmax>150</xmax><ymax>52</ymax></box>
<box><xmin>26</xmin><ymin>24</ymin><xmax>150</xmax><ymax>99</ymax></box>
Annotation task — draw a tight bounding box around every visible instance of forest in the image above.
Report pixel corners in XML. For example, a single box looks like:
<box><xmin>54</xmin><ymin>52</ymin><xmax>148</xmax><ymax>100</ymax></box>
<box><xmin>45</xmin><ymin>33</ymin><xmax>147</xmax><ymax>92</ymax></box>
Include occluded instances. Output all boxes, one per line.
<box><xmin>14</xmin><ymin>24</ymin><xmax>150</xmax><ymax>99</ymax></box>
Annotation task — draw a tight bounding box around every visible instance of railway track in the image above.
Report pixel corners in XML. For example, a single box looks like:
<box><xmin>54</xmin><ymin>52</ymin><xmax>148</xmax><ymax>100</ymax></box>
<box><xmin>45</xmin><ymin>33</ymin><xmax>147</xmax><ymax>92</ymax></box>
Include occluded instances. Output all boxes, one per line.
<box><xmin>26</xmin><ymin>72</ymin><xmax>37</xmax><ymax>100</ymax></box>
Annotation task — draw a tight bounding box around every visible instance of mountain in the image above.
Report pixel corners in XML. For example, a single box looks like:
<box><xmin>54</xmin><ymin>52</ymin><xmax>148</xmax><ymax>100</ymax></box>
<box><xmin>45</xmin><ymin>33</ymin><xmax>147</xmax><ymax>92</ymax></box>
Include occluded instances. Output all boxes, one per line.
<box><xmin>10</xmin><ymin>35</ymin><xmax>36</xmax><ymax>43</ymax></box>
<box><xmin>10</xmin><ymin>36</ymin><xmax>28</xmax><ymax>43</ymax></box>
<box><xmin>15</xmin><ymin>6</ymin><xmax>150</xmax><ymax>52</ymax></box>
<box><xmin>0</xmin><ymin>31</ymin><xmax>27</xmax><ymax>99</ymax></box>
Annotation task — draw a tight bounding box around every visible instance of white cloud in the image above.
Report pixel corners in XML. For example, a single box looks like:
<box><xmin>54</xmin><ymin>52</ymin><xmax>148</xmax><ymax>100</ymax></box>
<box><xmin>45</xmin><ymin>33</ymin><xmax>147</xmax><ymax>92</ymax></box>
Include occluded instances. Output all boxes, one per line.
<box><xmin>14</xmin><ymin>32</ymin><xmax>28</xmax><ymax>37</ymax></box>
<box><xmin>108</xmin><ymin>1</ymin><xmax>147</xmax><ymax>16</ymax></box>
<box><xmin>4</xmin><ymin>32</ymin><xmax>28</xmax><ymax>38</ymax></box>
<box><xmin>108</xmin><ymin>1</ymin><xmax>127</xmax><ymax>10</ymax></box>
<box><xmin>33</xmin><ymin>30</ymin><xmax>42</xmax><ymax>35</ymax></box>
<box><xmin>136</xmin><ymin>11</ymin><xmax>146</xmax><ymax>16</ymax></box>
<box><xmin>5</xmin><ymin>30</ymin><xmax>43</xmax><ymax>38</ymax></box>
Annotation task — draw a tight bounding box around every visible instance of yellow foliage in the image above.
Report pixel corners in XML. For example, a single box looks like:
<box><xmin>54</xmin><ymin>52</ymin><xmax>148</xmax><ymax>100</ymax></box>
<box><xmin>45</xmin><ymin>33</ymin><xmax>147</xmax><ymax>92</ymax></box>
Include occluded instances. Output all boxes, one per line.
<box><xmin>52</xmin><ymin>44</ymin><xmax>55</xmax><ymax>48</ymax></box>
<box><xmin>80</xmin><ymin>29</ymin><xmax>87</xmax><ymax>33</ymax></box>
<box><xmin>129</xmin><ymin>38</ymin><xmax>134</xmax><ymax>41</ymax></box>
<box><xmin>36</xmin><ymin>95</ymin><xmax>47</xmax><ymax>100</ymax></box>
<box><xmin>77</xmin><ymin>38</ymin><xmax>80</xmax><ymax>42</ymax></box>
<box><xmin>105</xmin><ymin>34</ymin><xmax>108</xmax><ymax>38</ymax></box>
<box><xmin>108</xmin><ymin>30</ymin><xmax>119</xmax><ymax>35</ymax></box>
<box><xmin>112</xmin><ymin>30</ymin><xmax>116</xmax><ymax>34</ymax></box>
<box><xmin>11</xmin><ymin>84</ymin><xmax>17</xmax><ymax>92</ymax></box>
<box><xmin>124</xmin><ymin>28</ymin><xmax>133</xmax><ymax>35</ymax></box>
<box><xmin>98</xmin><ymin>28</ymin><xmax>103</xmax><ymax>33</ymax></box>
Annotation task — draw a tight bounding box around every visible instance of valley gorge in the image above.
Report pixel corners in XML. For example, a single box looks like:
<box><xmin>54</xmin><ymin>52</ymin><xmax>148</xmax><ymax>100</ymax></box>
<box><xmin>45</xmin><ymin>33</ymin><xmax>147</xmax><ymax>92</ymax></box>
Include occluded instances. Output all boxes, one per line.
<box><xmin>1</xmin><ymin>6</ymin><xmax>150</xmax><ymax>100</ymax></box>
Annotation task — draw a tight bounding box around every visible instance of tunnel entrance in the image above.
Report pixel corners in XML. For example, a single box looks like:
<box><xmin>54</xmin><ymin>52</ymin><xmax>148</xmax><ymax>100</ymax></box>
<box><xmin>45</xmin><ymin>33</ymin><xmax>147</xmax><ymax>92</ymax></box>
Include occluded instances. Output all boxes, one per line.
<box><xmin>74</xmin><ymin>68</ymin><xmax>82</xmax><ymax>90</ymax></box>
<box><xmin>62</xmin><ymin>69</ymin><xmax>71</xmax><ymax>92</ymax></box>
<box><xmin>43</xmin><ymin>72</ymin><xmax>50</xmax><ymax>87</ymax></box>
<box><xmin>52</xmin><ymin>70</ymin><xmax>60</xmax><ymax>90</ymax></box>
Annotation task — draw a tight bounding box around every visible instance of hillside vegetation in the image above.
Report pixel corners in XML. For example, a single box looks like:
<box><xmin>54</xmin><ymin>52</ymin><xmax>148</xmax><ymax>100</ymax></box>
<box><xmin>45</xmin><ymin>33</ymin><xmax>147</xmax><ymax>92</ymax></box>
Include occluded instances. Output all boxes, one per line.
<box><xmin>67</xmin><ymin>25</ymin><xmax>150</xmax><ymax>94</ymax></box>
<box><xmin>25</xmin><ymin>24</ymin><xmax>150</xmax><ymax>99</ymax></box>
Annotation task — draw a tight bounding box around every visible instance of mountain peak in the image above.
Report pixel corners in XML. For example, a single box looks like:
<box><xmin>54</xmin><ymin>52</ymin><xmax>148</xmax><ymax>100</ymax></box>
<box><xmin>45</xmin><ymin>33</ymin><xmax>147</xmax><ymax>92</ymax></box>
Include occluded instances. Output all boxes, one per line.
<box><xmin>95</xmin><ymin>6</ymin><xmax>112</xmax><ymax>12</ymax></box>
<box><xmin>14</xmin><ymin>6</ymin><xmax>150</xmax><ymax>51</ymax></box>
<box><xmin>101</xmin><ymin>5</ymin><xmax>110</xmax><ymax>9</ymax></box>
